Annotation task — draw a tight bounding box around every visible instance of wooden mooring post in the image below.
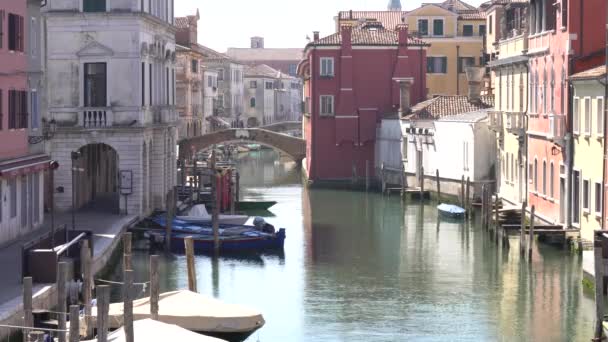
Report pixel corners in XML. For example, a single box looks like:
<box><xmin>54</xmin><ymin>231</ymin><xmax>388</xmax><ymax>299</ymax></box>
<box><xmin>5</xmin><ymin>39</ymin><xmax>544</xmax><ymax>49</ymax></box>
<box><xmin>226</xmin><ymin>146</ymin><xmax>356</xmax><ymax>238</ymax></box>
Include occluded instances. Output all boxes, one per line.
<box><xmin>494</xmin><ymin>195</ymin><xmax>500</xmax><ymax>243</ymax></box>
<box><xmin>81</xmin><ymin>240</ymin><xmax>93</xmax><ymax>338</ymax></box>
<box><xmin>365</xmin><ymin>160</ymin><xmax>370</xmax><ymax>192</ymax></box>
<box><xmin>435</xmin><ymin>169</ymin><xmax>441</xmax><ymax>200</ymax></box>
<box><xmin>528</xmin><ymin>205</ymin><xmax>536</xmax><ymax>260</ymax></box>
<box><xmin>465</xmin><ymin>177</ymin><xmax>471</xmax><ymax>217</ymax></box>
<box><xmin>164</xmin><ymin>189</ymin><xmax>174</xmax><ymax>253</ymax></box>
<box><xmin>519</xmin><ymin>201</ymin><xmax>527</xmax><ymax>256</ymax></box>
<box><xmin>22</xmin><ymin>277</ymin><xmax>33</xmax><ymax>342</ymax></box>
<box><xmin>460</xmin><ymin>175</ymin><xmax>465</xmax><ymax>207</ymax></box>
<box><xmin>400</xmin><ymin>165</ymin><xmax>406</xmax><ymax>197</ymax></box>
<box><xmin>57</xmin><ymin>261</ymin><xmax>68</xmax><ymax>342</ymax></box>
<box><xmin>420</xmin><ymin>166</ymin><xmax>424</xmax><ymax>199</ymax></box>
<box><xmin>97</xmin><ymin>285</ymin><xmax>110</xmax><ymax>342</ymax></box>
<box><xmin>210</xmin><ymin>148</ymin><xmax>220</xmax><ymax>255</ymax></box>
<box><xmin>123</xmin><ymin>269</ymin><xmax>134</xmax><ymax>342</ymax></box>
<box><xmin>381</xmin><ymin>163</ymin><xmax>386</xmax><ymax>194</ymax></box>
<box><xmin>149</xmin><ymin>255</ymin><xmax>160</xmax><ymax>320</ymax></box>
<box><xmin>185</xmin><ymin>236</ymin><xmax>197</xmax><ymax>292</ymax></box>
<box><xmin>593</xmin><ymin>230</ymin><xmax>605</xmax><ymax>341</ymax></box>
<box><xmin>69</xmin><ymin>305</ymin><xmax>79</xmax><ymax>342</ymax></box>
<box><xmin>123</xmin><ymin>232</ymin><xmax>132</xmax><ymax>270</ymax></box>
<box><xmin>481</xmin><ymin>184</ymin><xmax>487</xmax><ymax>228</ymax></box>
<box><xmin>229</xmin><ymin>170</ymin><xmax>236</xmax><ymax>215</ymax></box>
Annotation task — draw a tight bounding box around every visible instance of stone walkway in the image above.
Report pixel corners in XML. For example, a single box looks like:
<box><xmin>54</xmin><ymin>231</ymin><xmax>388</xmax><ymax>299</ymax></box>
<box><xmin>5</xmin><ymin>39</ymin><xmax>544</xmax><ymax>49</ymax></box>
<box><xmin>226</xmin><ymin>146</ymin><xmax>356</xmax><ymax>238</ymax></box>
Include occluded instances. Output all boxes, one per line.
<box><xmin>0</xmin><ymin>209</ymin><xmax>139</xmax><ymax>339</ymax></box>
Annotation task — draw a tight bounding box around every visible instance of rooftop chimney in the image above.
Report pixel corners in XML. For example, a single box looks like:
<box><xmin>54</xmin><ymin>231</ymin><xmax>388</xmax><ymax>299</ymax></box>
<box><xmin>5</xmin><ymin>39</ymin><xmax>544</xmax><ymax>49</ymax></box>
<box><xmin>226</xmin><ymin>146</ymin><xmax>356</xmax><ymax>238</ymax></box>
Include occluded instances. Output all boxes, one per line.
<box><xmin>313</xmin><ymin>31</ymin><xmax>320</xmax><ymax>42</ymax></box>
<box><xmin>340</xmin><ymin>24</ymin><xmax>352</xmax><ymax>49</ymax></box>
<box><xmin>251</xmin><ymin>36</ymin><xmax>264</xmax><ymax>49</ymax></box>
<box><xmin>396</xmin><ymin>24</ymin><xmax>408</xmax><ymax>47</ymax></box>
<box><xmin>465</xmin><ymin>66</ymin><xmax>485</xmax><ymax>102</ymax></box>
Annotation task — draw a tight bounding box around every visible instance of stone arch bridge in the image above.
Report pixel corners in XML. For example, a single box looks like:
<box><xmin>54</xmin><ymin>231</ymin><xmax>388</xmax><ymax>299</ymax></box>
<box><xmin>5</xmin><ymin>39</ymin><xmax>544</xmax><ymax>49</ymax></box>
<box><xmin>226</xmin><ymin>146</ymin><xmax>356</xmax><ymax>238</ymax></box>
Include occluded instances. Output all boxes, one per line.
<box><xmin>179</xmin><ymin>128</ymin><xmax>306</xmax><ymax>162</ymax></box>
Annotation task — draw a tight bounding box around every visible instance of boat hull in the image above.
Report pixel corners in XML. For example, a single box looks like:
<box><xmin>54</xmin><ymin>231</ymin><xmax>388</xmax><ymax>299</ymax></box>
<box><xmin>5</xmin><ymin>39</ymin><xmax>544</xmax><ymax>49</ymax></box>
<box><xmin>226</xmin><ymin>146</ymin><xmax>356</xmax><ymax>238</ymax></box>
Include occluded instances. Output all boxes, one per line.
<box><xmin>198</xmin><ymin>329</ymin><xmax>260</xmax><ymax>342</ymax></box>
<box><xmin>169</xmin><ymin>228</ymin><xmax>286</xmax><ymax>254</ymax></box>
<box><xmin>236</xmin><ymin>201</ymin><xmax>277</xmax><ymax>211</ymax></box>
<box><xmin>176</xmin><ymin>215</ymin><xmax>249</xmax><ymax>226</ymax></box>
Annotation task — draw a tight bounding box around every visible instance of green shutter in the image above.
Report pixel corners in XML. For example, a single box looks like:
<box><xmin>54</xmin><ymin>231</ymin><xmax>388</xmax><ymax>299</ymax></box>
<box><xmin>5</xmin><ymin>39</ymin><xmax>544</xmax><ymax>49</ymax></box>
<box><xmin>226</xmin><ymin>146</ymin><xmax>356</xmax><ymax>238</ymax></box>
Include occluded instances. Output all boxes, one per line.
<box><xmin>83</xmin><ymin>0</ymin><xmax>106</xmax><ymax>12</ymax></box>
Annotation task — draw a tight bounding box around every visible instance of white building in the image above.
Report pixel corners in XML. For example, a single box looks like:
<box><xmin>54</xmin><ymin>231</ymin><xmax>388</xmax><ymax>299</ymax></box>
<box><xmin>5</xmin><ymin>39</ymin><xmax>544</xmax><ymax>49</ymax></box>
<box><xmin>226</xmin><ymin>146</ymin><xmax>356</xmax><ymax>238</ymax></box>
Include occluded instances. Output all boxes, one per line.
<box><xmin>43</xmin><ymin>0</ymin><xmax>178</xmax><ymax>216</ymax></box>
<box><xmin>244</xmin><ymin>64</ymin><xmax>302</xmax><ymax>127</ymax></box>
<box><xmin>202</xmin><ymin>67</ymin><xmax>219</xmax><ymax>133</ymax></box>
<box><xmin>400</xmin><ymin>93</ymin><xmax>496</xmax><ymax>197</ymax></box>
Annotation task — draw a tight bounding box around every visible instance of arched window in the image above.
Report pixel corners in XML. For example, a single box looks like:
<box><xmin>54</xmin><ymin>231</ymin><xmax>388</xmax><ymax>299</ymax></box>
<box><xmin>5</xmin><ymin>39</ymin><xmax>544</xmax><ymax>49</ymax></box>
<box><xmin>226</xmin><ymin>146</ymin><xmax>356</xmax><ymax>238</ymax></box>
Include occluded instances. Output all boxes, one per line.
<box><xmin>250</xmin><ymin>97</ymin><xmax>256</xmax><ymax>108</ymax></box>
<box><xmin>542</xmin><ymin>160</ymin><xmax>547</xmax><ymax>194</ymax></box>
<box><xmin>543</xmin><ymin>68</ymin><xmax>547</xmax><ymax>114</ymax></box>
<box><xmin>534</xmin><ymin>158</ymin><xmax>538</xmax><ymax>192</ymax></box>
<box><xmin>550</xmin><ymin>66</ymin><xmax>555</xmax><ymax>113</ymax></box>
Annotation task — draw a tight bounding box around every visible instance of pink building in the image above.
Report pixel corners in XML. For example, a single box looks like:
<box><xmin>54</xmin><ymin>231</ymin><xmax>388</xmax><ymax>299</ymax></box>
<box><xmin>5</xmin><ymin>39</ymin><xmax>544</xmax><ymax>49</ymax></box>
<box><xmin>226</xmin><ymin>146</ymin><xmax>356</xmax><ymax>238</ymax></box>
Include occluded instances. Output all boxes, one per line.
<box><xmin>0</xmin><ymin>0</ymin><xmax>50</xmax><ymax>245</ymax></box>
<box><xmin>298</xmin><ymin>23</ymin><xmax>428</xmax><ymax>182</ymax></box>
<box><xmin>526</xmin><ymin>0</ymin><xmax>606</xmax><ymax>225</ymax></box>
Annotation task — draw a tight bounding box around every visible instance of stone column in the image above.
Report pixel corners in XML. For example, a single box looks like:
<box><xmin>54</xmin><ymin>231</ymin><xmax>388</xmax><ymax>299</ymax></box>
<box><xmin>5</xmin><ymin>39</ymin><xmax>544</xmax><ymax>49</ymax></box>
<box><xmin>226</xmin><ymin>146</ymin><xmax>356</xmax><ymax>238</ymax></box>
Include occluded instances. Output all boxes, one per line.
<box><xmin>398</xmin><ymin>80</ymin><xmax>412</xmax><ymax>117</ymax></box>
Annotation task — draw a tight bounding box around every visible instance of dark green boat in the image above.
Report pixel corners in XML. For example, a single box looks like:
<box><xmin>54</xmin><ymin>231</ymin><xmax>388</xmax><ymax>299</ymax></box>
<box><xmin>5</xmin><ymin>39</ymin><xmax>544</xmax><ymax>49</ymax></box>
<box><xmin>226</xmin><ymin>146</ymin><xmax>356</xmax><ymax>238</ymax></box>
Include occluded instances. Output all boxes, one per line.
<box><xmin>236</xmin><ymin>201</ymin><xmax>277</xmax><ymax>211</ymax></box>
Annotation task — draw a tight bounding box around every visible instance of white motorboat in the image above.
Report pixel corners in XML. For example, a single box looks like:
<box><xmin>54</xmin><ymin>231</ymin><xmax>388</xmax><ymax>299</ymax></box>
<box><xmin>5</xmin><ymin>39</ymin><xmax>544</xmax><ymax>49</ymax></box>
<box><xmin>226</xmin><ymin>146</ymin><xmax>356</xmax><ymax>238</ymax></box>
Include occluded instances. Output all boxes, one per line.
<box><xmin>177</xmin><ymin>204</ymin><xmax>249</xmax><ymax>225</ymax></box>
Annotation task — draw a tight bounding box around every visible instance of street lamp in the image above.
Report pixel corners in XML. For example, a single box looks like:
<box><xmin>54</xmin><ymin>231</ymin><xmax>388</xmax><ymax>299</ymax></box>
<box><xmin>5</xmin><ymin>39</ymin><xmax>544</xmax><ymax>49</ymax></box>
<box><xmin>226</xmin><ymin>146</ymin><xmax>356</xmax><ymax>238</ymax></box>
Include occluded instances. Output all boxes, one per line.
<box><xmin>71</xmin><ymin>151</ymin><xmax>81</xmax><ymax>230</ymax></box>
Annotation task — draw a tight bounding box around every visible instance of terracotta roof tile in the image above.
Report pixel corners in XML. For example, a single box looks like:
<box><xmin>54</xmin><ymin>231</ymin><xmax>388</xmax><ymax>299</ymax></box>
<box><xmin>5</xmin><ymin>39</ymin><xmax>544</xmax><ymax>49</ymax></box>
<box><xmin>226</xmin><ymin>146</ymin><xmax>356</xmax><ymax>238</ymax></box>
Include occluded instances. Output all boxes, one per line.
<box><xmin>338</xmin><ymin>11</ymin><xmax>409</xmax><ymax>31</ymax></box>
<box><xmin>407</xmin><ymin>95</ymin><xmax>494</xmax><ymax>120</ymax></box>
<box><xmin>175</xmin><ymin>17</ymin><xmax>189</xmax><ymax>29</ymax></box>
<box><xmin>458</xmin><ymin>9</ymin><xmax>486</xmax><ymax>19</ymax></box>
<box><xmin>437</xmin><ymin>0</ymin><xmax>477</xmax><ymax>12</ymax></box>
<box><xmin>312</xmin><ymin>26</ymin><xmax>429</xmax><ymax>47</ymax></box>
<box><xmin>570</xmin><ymin>65</ymin><xmax>607</xmax><ymax>80</ymax></box>
<box><xmin>226</xmin><ymin>48</ymin><xmax>303</xmax><ymax>61</ymax></box>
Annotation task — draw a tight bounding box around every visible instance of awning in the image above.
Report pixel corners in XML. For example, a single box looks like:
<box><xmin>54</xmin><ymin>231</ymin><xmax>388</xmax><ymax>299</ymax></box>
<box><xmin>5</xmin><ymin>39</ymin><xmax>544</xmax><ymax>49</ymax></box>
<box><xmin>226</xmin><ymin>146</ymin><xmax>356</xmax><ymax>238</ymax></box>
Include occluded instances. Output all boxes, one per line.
<box><xmin>0</xmin><ymin>154</ymin><xmax>51</xmax><ymax>178</ymax></box>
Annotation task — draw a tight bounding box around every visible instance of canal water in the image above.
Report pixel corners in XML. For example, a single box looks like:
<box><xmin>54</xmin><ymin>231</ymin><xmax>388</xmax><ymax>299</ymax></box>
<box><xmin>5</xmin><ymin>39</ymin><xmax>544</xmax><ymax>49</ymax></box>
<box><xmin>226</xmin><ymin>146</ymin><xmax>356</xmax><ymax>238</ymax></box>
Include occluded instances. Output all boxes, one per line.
<box><xmin>123</xmin><ymin>149</ymin><xmax>595</xmax><ymax>341</ymax></box>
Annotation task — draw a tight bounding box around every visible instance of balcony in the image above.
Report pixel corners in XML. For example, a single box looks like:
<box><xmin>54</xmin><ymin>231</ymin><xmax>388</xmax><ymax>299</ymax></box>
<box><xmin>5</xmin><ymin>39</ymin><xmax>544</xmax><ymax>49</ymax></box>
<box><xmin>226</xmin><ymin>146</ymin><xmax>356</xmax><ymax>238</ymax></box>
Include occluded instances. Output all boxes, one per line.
<box><xmin>488</xmin><ymin>110</ymin><xmax>503</xmax><ymax>131</ymax></box>
<box><xmin>505</xmin><ymin>111</ymin><xmax>525</xmax><ymax>135</ymax></box>
<box><xmin>81</xmin><ymin>108</ymin><xmax>113</xmax><ymax>128</ymax></box>
<box><xmin>548</xmin><ymin>114</ymin><xmax>566</xmax><ymax>146</ymax></box>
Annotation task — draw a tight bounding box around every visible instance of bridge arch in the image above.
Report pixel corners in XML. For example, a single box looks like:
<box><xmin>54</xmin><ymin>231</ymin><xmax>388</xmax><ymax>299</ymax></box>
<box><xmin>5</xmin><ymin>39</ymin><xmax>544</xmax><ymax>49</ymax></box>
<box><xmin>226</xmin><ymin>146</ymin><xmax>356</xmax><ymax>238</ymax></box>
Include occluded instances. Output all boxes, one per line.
<box><xmin>178</xmin><ymin>128</ymin><xmax>305</xmax><ymax>162</ymax></box>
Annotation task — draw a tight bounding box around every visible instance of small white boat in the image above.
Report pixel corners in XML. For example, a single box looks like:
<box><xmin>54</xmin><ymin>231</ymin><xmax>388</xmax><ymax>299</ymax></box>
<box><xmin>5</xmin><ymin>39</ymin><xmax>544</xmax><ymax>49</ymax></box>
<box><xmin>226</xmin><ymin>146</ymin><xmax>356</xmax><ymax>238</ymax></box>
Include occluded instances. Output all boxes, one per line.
<box><xmin>437</xmin><ymin>203</ymin><xmax>466</xmax><ymax>219</ymax></box>
<box><xmin>177</xmin><ymin>204</ymin><xmax>249</xmax><ymax>225</ymax></box>
<box><xmin>82</xmin><ymin>318</ymin><xmax>226</xmax><ymax>342</ymax></box>
<box><xmin>88</xmin><ymin>290</ymin><xmax>265</xmax><ymax>341</ymax></box>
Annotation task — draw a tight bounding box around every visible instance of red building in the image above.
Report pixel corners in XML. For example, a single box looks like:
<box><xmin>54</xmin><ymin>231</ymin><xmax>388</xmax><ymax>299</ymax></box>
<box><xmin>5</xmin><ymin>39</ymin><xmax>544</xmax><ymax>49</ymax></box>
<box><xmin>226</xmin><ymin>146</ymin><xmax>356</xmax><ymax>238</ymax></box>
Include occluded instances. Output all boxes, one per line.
<box><xmin>298</xmin><ymin>23</ymin><xmax>428</xmax><ymax>182</ymax></box>
<box><xmin>526</xmin><ymin>0</ymin><xmax>606</xmax><ymax>225</ymax></box>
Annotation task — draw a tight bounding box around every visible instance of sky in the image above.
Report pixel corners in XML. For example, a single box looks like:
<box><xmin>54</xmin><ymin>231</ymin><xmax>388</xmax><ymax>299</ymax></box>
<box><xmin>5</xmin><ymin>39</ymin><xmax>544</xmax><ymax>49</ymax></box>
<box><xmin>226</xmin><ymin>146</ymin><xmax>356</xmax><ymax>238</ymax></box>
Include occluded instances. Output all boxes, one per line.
<box><xmin>175</xmin><ymin>0</ymin><xmax>488</xmax><ymax>52</ymax></box>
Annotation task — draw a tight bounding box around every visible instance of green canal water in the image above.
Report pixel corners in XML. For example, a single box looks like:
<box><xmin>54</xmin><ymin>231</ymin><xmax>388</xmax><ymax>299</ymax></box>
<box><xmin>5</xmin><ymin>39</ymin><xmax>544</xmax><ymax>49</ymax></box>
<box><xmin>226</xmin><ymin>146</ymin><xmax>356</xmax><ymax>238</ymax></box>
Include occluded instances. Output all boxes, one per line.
<box><xmin>121</xmin><ymin>149</ymin><xmax>596</xmax><ymax>341</ymax></box>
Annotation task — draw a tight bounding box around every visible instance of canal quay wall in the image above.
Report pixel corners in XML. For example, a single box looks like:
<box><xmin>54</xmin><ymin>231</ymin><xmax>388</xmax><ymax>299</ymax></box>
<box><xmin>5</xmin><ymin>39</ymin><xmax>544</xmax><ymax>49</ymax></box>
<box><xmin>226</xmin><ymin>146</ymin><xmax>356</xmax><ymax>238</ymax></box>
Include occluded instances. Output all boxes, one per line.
<box><xmin>0</xmin><ymin>213</ymin><xmax>139</xmax><ymax>341</ymax></box>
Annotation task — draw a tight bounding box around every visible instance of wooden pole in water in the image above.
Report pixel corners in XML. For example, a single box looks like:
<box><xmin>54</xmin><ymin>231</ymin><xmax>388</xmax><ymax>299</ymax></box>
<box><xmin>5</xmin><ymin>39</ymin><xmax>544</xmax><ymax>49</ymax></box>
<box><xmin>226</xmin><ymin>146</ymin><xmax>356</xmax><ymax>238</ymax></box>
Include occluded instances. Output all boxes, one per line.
<box><xmin>494</xmin><ymin>194</ymin><xmax>500</xmax><ymax>243</ymax></box>
<box><xmin>69</xmin><ymin>305</ymin><xmax>79</xmax><ymax>342</ymax></box>
<box><xmin>81</xmin><ymin>240</ymin><xmax>93</xmax><ymax>338</ymax></box>
<box><xmin>381</xmin><ymin>163</ymin><xmax>386</xmax><ymax>194</ymax></box>
<box><xmin>149</xmin><ymin>255</ymin><xmax>160</xmax><ymax>320</ymax></box>
<box><xmin>123</xmin><ymin>232</ymin><xmax>132</xmax><ymax>271</ymax></box>
<box><xmin>97</xmin><ymin>285</ymin><xmax>110</xmax><ymax>342</ymax></box>
<box><xmin>22</xmin><ymin>277</ymin><xmax>33</xmax><ymax>342</ymax></box>
<box><xmin>57</xmin><ymin>261</ymin><xmax>68</xmax><ymax>342</ymax></box>
<box><xmin>465</xmin><ymin>177</ymin><xmax>471</xmax><ymax>217</ymax></box>
<box><xmin>420</xmin><ymin>166</ymin><xmax>424</xmax><ymax>199</ymax></box>
<box><xmin>528</xmin><ymin>205</ymin><xmax>536</xmax><ymax>260</ymax></box>
<box><xmin>235</xmin><ymin>171</ymin><xmax>240</xmax><ymax>203</ymax></box>
<box><xmin>481</xmin><ymin>184</ymin><xmax>486</xmax><ymax>228</ymax></box>
<box><xmin>460</xmin><ymin>175</ymin><xmax>465</xmax><ymax>207</ymax></box>
<box><xmin>210</xmin><ymin>149</ymin><xmax>220</xmax><ymax>254</ymax></box>
<box><xmin>520</xmin><ymin>201</ymin><xmax>527</xmax><ymax>255</ymax></box>
<box><xmin>365</xmin><ymin>160</ymin><xmax>369</xmax><ymax>192</ymax></box>
<box><xmin>229</xmin><ymin>169</ymin><xmax>235</xmax><ymax>215</ymax></box>
<box><xmin>401</xmin><ymin>164</ymin><xmax>405</xmax><ymax>197</ymax></box>
<box><xmin>123</xmin><ymin>269</ymin><xmax>134</xmax><ymax>342</ymax></box>
<box><xmin>594</xmin><ymin>230</ymin><xmax>605</xmax><ymax>340</ymax></box>
<box><xmin>436</xmin><ymin>169</ymin><xmax>441</xmax><ymax>201</ymax></box>
<box><xmin>164</xmin><ymin>189</ymin><xmax>173</xmax><ymax>253</ymax></box>
<box><xmin>185</xmin><ymin>236</ymin><xmax>197</xmax><ymax>292</ymax></box>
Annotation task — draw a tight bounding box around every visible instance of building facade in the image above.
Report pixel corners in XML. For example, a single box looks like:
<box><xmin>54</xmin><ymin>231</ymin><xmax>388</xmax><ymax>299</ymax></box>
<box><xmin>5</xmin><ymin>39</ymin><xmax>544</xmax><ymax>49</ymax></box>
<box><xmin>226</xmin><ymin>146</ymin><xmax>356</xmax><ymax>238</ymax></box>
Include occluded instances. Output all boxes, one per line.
<box><xmin>0</xmin><ymin>0</ymin><xmax>50</xmax><ymax>245</ymax></box>
<box><xmin>526</xmin><ymin>0</ymin><xmax>606</xmax><ymax>226</ymax></box>
<box><xmin>336</xmin><ymin>0</ymin><xmax>486</xmax><ymax>97</ymax></box>
<box><xmin>570</xmin><ymin>66</ymin><xmax>605</xmax><ymax>242</ymax></box>
<box><xmin>244</xmin><ymin>64</ymin><xmax>302</xmax><ymax>127</ymax></box>
<box><xmin>200</xmin><ymin>46</ymin><xmax>245</xmax><ymax>127</ymax></box>
<box><xmin>43</xmin><ymin>0</ymin><xmax>178</xmax><ymax>216</ymax></box>
<box><xmin>227</xmin><ymin>37</ymin><xmax>303</xmax><ymax>77</ymax></box>
<box><xmin>298</xmin><ymin>23</ymin><xmax>428</xmax><ymax>182</ymax></box>
<box><xmin>202</xmin><ymin>67</ymin><xmax>219</xmax><ymax>133</ymax></box>
<box><xmin>175</xmin><ymin>13</ymin><xmax>205</xmax><ymax>140</ymax></box>
<box><xmin>486</xmin><ymin>0</ymin><xmax>529</xmax><ymax>207</ymax></box>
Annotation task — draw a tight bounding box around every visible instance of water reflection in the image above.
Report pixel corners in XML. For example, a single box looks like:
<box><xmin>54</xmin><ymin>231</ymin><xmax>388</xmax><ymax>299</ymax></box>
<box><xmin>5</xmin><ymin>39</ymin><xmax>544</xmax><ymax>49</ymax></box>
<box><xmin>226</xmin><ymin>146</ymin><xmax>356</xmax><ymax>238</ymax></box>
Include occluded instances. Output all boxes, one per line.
<box><xmin>114</xmin><ymin>149</ymin><xmax>594</xmax><ymax>341</ymax></box>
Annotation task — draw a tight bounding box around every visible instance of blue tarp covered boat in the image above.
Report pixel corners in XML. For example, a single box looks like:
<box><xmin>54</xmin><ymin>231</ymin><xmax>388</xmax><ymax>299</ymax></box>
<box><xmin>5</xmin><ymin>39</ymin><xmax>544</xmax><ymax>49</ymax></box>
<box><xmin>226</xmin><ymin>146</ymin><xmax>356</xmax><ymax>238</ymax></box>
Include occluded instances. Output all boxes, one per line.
<box><xmin>437</xmin><ymin>203</ymin><xmax>466</xmax><ymax>219</ymax></box>
<box><xmin>149</xmin><ymin>215</ymin><xmax>286</xmax><ymax>253</ymax></box>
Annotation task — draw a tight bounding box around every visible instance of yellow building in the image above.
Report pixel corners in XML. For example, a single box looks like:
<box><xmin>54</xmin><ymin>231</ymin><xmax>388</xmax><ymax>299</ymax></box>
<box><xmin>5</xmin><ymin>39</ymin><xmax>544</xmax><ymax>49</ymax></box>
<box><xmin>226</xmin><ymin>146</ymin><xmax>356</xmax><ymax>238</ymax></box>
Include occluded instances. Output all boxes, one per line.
<box><xmin>336</xmin><ymin>0</ymin><xmax>485</xmax><ymax>97</ymax></box>
<box><xmin>570</xmin><ymin>66</ymin><xmax>606</xmax><ymax>243</ymax></box>
<box><xmin>485</xmin><ymin>1</ymin><xmax>529</xmax><ymax>207</ymax></box>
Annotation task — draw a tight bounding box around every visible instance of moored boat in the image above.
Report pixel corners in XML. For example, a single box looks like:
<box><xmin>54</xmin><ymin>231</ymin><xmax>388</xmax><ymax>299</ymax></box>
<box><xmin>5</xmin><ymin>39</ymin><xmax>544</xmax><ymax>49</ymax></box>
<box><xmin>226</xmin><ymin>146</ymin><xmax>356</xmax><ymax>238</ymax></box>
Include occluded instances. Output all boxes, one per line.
<box><xmin>437</xmin><ymin>203</ymin><xmax>466</xmax><ymax>219</ymax></box>
<box><xmin>177</xmin><ymin>204</ymin><xmax>249</xmax><ymax>225</ymax></box>
<box><xmin>236</xmin><ymin>201</ymin><xmax>277</xmax><ymax>211</ymax></box>
<box><xmin>87</xmin><ymin>290</ymin><xmax>265</xmax><ymax>342</ymax></box>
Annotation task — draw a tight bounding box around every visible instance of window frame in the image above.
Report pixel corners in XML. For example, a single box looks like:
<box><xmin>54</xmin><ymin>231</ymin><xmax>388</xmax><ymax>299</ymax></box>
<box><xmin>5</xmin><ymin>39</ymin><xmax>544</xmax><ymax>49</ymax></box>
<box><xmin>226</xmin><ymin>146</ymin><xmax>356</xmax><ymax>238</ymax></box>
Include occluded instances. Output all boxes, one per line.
<box><xmin>584</xmin><ymin>96</ymin><xmax>591</xmax><ymax>137</ymax></box>
<box><xmin>458</xmin><ymin>56</ymin><xmax>475</xmax><ymax>74</ymax></box>
<box><xmin>83</xmin><ymin>62</ymin><xmax>107</xmax><ymax>108</ymax></box>
<box><xmin>597</xmin><ymin>97</ymin><xmax>604</xmax><ymax>137</ymax></box>
<box><xmin>319</xmin><ymin>95</ymin><xmax>334</xmax><ymax>116</ymax></box>
<box><xmin>249</xmin><ymin>80</ymin><xmax>257</xmax><ymax>89</ymax></box>
<box><xmin>572</xmin><ymin>97</ymin><xmax>580</xmax><ymax>135</ymax></box>
<box><xmin>0</xmin><ymin>10</ymin><xmax>4</xmax><ymax>50</ymax></box>
<box><xmin>479</xmin><ymin>24</ymin><xmax>486</xmax><ymax>36</ymax></box>
<box><xmin>83</xmin><ymin>0</ymin><xmax>107</xmax><ymax>13</ymax></box>
<box><xmin>9</xmin><ymin>178</ymin><xmax>16</xmax><ymax>218</ymax></box>
<box><xmin>417</xmin><ymin>19</ymin><xmax>429</xmax><ymax>36</ymax></box>
<box><xmin>462</xmin><ymin>24</ymin><xmax>474</xmax><ymax>37</ymax></box>
<box><xmin>432</xmin><ymin>19</ymin><xmax>444</xmax><ymax>36</ymax></box>
<box><xmin>549</xmin><ymin>162</ymin><xmax>554</xmax><ymax>198</ymax></box>
<box><xmin>595</xmin><ymin>181</ymin><xmax>603</xmax><ymax>217</ymax></box>
<box><xmin>583</xmin><ymin>178</ymin><xmax>590</xmax><ymax>212</ymax></box>
<box><xmin>427</xmin><ymin>56</ymin><xmax>448</xmax><ymax>74</ymax></box>
<box><xmin>30</xmin><ymin>90</ymin><xmax>38</xmax><ymax>130</ymax></box>
<box><xmin>320</xmin><ymin>57</ymin><xmax>334</xmax><ymax>77</ymax></box>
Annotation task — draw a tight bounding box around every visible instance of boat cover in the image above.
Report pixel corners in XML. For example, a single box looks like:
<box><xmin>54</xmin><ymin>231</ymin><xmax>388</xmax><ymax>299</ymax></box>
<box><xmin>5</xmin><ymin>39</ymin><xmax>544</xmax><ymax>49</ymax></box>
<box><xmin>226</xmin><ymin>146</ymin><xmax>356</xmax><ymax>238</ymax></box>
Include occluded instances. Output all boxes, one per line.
<box><xmin>88</xmin><ymin>290</ymin><xmax>265</xmax><ymax>333</ymax></box>
<box><xmin>437</xmin><ymin>203</ymin><xmax>466</xmax><ymax>215</ymax></box>
<box><xmin>176</xmin><ymin>204</ymin><xmax>249</xmax><ymax>225</ymax></box>
<box><xmin>82</xmin><ymin>318</ymin><xmax>226</xmax><ymax>342</ymax></box>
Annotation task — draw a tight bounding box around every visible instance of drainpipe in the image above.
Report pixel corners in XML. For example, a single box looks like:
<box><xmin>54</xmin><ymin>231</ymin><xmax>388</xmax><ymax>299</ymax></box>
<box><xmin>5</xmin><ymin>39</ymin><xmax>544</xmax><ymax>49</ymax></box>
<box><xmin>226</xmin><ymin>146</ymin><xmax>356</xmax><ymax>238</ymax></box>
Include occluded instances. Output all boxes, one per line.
<box><xmin>602</xmin><ymin>16</ymin><xmax>608</xmax><ymax>230</ymax></box>
<box><xmin>456</xmin><ymin>45</ymin><xmax>461</xmax><ymax>95</ymax></box>
<box><xmin>523</xmin><ymin>61</ymin><xmax>529</xmax><ymax>208</ymax></box>
<box><xmin>566</xmin><ymin>60</ymin><xmax>574</xmax><ymax>230</ymax></box>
